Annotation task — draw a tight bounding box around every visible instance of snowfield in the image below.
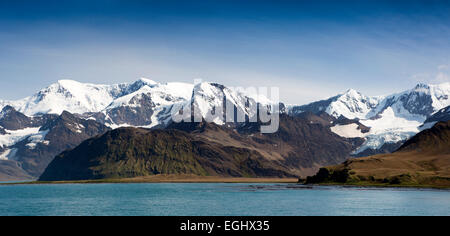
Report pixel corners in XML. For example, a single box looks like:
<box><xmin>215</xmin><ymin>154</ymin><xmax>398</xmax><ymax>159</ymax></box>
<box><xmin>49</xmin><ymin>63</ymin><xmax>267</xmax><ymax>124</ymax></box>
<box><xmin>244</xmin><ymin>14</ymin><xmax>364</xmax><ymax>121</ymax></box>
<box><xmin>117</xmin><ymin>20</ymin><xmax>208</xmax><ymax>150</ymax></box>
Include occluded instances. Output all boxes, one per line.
<box><xmin>330</xmin><ymin>123</ymin><xmax>366</xmax><ymax>138</ymax></box>
<box><xmin>324</xmin><ymin>82</ymin><xmax>450</xmax><ymax>154</ymax></box>
<box><xmin>0</xmin><ymin>127</ymin><xmax>49</xmax><ymax>160</ymax></box>
<box><xmin>1</xmin><ymin>79</ymin><xmax>450</xmax><ymax>157</ymax></box>
<box><xmin>0</xmin><ymin>127</ymin><xmax>42</xmax><ymax>149</ymax></box>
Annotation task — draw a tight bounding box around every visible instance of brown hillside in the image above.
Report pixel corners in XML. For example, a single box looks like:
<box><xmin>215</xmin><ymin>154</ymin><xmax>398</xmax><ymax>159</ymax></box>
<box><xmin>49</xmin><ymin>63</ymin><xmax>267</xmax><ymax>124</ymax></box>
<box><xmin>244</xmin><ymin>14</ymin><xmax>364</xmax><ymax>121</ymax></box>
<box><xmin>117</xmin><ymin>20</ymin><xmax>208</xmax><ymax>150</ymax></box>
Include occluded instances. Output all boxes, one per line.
<box><xmin>306</xmin><ymin>121</ymin><xmax>450</xmax><ymax>188</ymax></box>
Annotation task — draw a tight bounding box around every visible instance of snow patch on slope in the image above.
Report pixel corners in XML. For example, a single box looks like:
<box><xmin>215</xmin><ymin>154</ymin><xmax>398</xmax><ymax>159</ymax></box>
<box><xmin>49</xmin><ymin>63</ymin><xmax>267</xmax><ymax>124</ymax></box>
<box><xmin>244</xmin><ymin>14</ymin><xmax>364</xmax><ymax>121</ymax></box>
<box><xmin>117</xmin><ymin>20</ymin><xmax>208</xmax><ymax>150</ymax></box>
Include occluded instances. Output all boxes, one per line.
<box><xmin>0</xmin><ymin>127</ymin><xmax>42</xmax><ymax>149</ymax></box>
<box><xmin>330</xmin><ymin>123</ymin><xmax>366</xmax><ymax>138</ymax></box>
<box><xmin>25</xmin><ymin>129</ymin><xmax>49</xmax><ymax>149</ymax></box>
<box><xmin>0</xmin><ymin>148</ymin><xmax>18</xmax><ymax>160</ymax></box>
<box><xmin>313</xmin><ymin>82</ymin><xmax>450</xmax><ymax>154</ymax></box>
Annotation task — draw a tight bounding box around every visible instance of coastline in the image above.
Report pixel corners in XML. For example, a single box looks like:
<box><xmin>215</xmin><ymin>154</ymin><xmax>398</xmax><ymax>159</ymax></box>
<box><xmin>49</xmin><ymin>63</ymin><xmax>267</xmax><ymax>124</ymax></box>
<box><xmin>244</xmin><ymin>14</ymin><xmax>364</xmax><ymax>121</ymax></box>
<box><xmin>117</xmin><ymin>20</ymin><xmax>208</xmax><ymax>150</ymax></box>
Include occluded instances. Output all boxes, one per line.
<box><xmin>0</xmin><ymin>175</ymin><xmax>300</xmax><ymax>185</ymax></box>
<box><xmin>307</xmin><ymin>182</ymin><xmax>450</xmax><ymax>190</ymax></box>
<box><xmin>1</xmin><ymin>175</ymin><xmax>449</xmax><ymax>189</ymax></box>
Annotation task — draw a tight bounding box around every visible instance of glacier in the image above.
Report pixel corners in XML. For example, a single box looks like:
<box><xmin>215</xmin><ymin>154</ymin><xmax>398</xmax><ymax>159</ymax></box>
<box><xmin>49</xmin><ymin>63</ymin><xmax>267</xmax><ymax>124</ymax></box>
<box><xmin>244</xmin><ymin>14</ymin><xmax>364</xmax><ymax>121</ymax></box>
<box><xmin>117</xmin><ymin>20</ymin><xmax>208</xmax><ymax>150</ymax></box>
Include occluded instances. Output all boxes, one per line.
<box><xmin>1</xmin><ymin>78</ymin><xmax>450</xmax><ymax>160</ymax></box>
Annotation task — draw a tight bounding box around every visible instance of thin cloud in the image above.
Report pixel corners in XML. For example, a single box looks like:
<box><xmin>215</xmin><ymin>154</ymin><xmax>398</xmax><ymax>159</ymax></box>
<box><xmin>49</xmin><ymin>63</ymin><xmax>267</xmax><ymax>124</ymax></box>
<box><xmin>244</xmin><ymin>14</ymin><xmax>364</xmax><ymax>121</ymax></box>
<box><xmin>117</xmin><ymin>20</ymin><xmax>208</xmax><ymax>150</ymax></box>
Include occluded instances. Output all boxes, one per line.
<box><xmin>436</xmin><ymin>72</ymin><xmax>450</xmax><ymax>83</ymax></box>
<box><xmin>438</xmin><ymin>64</ymin><xmax>450</xmax><ymax>71</ymax></box>
<box><xmin>411</xmin><ymin>65</ymin><xmax>450</xmax><ymax>84</ymax></box>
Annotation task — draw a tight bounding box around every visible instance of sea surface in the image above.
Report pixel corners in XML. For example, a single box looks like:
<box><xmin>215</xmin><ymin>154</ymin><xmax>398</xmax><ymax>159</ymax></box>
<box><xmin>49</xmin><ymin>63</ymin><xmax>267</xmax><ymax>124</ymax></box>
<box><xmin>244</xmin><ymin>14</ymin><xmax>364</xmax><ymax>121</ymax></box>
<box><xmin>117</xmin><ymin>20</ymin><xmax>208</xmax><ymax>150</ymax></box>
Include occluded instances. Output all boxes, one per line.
<box><xmin>0</xmin><ymin>183</ymin><xmax>449</xmax><ymax>216</ymax></box>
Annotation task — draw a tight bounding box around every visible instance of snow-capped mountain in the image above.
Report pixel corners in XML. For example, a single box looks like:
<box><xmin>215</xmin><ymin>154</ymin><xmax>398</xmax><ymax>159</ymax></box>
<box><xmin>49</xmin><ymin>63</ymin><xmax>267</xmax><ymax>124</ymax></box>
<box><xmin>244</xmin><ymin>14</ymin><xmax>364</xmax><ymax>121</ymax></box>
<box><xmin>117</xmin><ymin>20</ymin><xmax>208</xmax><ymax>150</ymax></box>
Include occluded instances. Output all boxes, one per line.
<box><xmin>177</xmin><ymin>82</ymin><xmax>260</xmax><ymax>124</ymax></box>
<box><xmin>292</xmin><ymin>82</ymin><xmax>450</xmax><ymax>155</ymax></box>
<box><xmin>0</xmin><ymin>104</ymin><xmax>110</xmax><ymax>177</ymax></box>
<box><xmin>371</xmin><ymin>83</ymin><xmax>450</xmax><ymax>119</ymax></box>
<box><xmin>0</xmin><ymin>78</ymin><xmax>193</xmax><ymax>127</ymax></box>
<box><xmin>2</xmin><ymin>79</ymin><xmax>449</xmax><ymax>157</ymax></box>
<box><xmin>93</xmin><ymin>80</ymin><xmax>194</xmax><ymax>128</ymax></box>
<box><xmin>290</xmin><ymin>89</ymin><xmax>382</xmax><ymax>120</ymax></box>
<box><xmin>1</xmin><ymin>78</ymin><xmax>450</xmax><ymax>180</ymax></box>
<box><xmin>4</xmin><ymin>80</ymin><xmax>122</xmax><ymax>116</ymax></box>
<box><xmin>0</xmin><ymin>79</ymin><xmax>273</xmax><ymax>158</ymax></box>
<box><xmin>0</xmin><ymin>78</ymin><xmax>269</xmax><ymax>129</ymax></box>
<box><xmin>0</xmin><ymin>78</ymin><xmax>279</xmax><ymax>180</ymax></box>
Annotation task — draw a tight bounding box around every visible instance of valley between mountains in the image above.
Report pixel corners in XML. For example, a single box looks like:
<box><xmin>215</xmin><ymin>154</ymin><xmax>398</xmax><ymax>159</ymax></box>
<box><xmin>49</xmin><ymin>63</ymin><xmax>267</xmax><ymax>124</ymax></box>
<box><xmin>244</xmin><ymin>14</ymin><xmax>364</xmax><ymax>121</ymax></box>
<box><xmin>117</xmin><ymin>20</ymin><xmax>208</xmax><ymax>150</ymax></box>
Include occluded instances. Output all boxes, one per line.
<box><xmin>1</xmin><ymin>79</ymin><xmax>450</xmax><ymax>187</ymax></box>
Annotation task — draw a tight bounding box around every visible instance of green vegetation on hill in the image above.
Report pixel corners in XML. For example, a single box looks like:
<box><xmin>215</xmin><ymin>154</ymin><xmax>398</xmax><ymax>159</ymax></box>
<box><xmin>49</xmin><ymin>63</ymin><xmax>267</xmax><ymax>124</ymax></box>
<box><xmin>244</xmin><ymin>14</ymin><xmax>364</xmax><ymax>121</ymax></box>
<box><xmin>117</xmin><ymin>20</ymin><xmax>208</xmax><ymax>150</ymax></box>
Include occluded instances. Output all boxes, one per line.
<box><xmin>39</xmin><ymin>128</ymin><xmax>294</xmax><ymax>181</ymax></box>
<box><xmin>39</xmin><ymin>114</ymin><xmax>363</xmax><ymax>181</ymax></box>
<box><xmin>305</xmin><ymin>121</ymin><xmax>450</xmax><ymax>188</ymax></box>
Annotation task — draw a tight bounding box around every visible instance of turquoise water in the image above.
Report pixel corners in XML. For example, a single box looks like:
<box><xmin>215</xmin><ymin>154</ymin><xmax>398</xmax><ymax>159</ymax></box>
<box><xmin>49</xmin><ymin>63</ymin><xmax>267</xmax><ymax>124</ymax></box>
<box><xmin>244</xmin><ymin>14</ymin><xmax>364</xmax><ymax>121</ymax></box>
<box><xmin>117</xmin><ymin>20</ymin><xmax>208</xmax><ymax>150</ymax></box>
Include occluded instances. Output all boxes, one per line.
<box><xmin>0</xmin><ymin>183</ymin><xmax>449</xmax><ymax>216</ymax></box>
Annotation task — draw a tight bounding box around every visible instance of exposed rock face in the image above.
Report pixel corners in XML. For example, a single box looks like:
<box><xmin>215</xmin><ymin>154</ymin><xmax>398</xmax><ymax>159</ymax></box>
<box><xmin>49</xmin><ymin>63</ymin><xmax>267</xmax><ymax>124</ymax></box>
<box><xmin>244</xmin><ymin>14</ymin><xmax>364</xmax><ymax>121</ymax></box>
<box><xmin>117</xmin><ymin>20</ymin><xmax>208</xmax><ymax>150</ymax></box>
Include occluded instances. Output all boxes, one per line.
<box><xmin>0</xmin><ymin>105</ymin><xmax>58</xmax><ymax>131</ymax></box>
<box><xmin>12</xmin><ymin>111</ymin><xmax>110</xmax><ymax>177</ymax></box>
<box><xmin>291</xmin><ymin>83</ymin><xmax>450</xmax><ymax>157</ymax></box>
<box><xmin>104</xmin><ymin>93</ymin><xmax>156</xmax><ymax>126</ymax></box>
<box><xmin>40</xmin><ymin>114</ymin><xmax>363</xmax><ymax>181</ymax></box>
<box><xmin>3</xmin><ymin>79</ymin><xmax>449</xmax><ymax>182</ymax></box>
<box><xmin>424</xmin><ymin>106</ymin><xmax>450</xmax><ymax>124</ymax></box>
<box><xmin>305</xmin><ymin>121</ymin><xmax>450</xmax><ymax>188</ymax></box>
<box><xmin>39</xmin><ymin>128</ymin><xmax>295</xmax><ymax>181</ymax></box>
<box><xmin>0</xmin><ymin>109</ymin><xmax>110</xmax><ymax>179</ymax></box>
<box><xmin>0</xmin><ymin>106</ymin><xmax>34</xmax><ymax>130</ymax></box>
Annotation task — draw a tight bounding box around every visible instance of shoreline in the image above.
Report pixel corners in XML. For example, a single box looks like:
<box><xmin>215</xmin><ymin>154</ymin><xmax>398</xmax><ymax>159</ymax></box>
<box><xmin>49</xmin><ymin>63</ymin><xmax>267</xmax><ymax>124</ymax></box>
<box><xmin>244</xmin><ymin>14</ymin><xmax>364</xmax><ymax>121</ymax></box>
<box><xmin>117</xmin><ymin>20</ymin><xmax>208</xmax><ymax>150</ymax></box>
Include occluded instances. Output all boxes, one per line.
<box><xmin>307</xmin><ymin>182</ymin><xmax>450</xmax><ymax>190</ymax></box>
<box><xmin>1</xmin><ymin>176</ymin><xmax>449</xmax><ymax>189</ymax></box>
<box><xmin>0</xmin><ymin>175</ymin><xmax>300</xmax><ymax>185</ymax></box>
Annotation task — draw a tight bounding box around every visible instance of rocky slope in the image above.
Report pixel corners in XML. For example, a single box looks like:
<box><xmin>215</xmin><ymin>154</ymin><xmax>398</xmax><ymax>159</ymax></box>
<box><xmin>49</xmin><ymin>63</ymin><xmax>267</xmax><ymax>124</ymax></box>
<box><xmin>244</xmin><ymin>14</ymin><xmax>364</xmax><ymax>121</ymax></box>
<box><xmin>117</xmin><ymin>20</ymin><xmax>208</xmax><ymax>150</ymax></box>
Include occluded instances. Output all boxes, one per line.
<box><xmin>0</xmin><ymin>107</ymin><xmax>110</xmax><ymax>179</ymax></box>
<box><xmin>0</xmin><ymin>160</ymin><xmax>33</xmax><ymax>181</ymax></box>
<box><xmin>39</xmin><ymin>114</ymin><xmax>362</xmax><ymax>181</ymax></box>
<box><xmin>305</xmin><ymin>120</ymin><xmax>450</xmax><ymax>188</ymax></box>
<box><xmin>3</xmin><ymin>79</ymin><xmax>450</xmax><ymax>159</ymax></box>
<box><xmin>423</xmin><ymin>105</ymin><xmax>450</xmax><ymax>125</ymax></box>
<box><xmin>2</xmin><ymin>79</ymin><xmax>450</xmax><ymax>181</ymax></box>
<box><xmin>292</xmin><ymin>82</ymin><xmax>450</xmax><ymax>156</ymax></box>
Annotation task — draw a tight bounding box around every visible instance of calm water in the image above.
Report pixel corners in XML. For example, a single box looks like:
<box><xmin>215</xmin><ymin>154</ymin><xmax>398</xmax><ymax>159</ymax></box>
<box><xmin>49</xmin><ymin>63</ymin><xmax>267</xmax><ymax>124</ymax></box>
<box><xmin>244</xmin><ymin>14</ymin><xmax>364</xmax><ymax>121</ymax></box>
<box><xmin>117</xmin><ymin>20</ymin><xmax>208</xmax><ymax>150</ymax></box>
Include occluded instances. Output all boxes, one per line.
<box><xmin>0</xmin><ymin>183</ymin><xmax>449</xmax><ymax>216</ymax></box>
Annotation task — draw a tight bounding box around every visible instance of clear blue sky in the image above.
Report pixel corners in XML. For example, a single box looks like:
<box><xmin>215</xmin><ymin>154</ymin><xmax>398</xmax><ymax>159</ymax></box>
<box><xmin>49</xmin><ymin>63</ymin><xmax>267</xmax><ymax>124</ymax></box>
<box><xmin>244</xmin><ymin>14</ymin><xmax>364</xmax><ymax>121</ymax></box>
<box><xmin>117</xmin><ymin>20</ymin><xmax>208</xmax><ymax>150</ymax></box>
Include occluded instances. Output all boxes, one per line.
<box><xmin>0</xmin><ymin>0</ymin><xmax>450</xmax><ymax>104</ymax></box>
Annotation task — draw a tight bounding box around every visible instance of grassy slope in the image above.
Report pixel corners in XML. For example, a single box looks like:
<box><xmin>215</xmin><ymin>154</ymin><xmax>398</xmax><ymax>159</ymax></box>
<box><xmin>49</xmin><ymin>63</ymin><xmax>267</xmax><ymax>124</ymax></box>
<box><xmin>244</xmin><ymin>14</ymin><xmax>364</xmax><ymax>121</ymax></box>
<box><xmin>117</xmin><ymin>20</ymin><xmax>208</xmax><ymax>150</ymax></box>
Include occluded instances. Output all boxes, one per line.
<box><xmin>305</xmin><ymin>121</ymin><xmax>450</xmax><ymax>188</ymax></box>
<box><xmin>39</xmin><ymin>128</ymin><xmax>295</xmax><ymax>181</ymax></box>
<box><xmin>306</xmin><ymin>152</ymin><xmax>450</xmax><ymax>188</ymax></box>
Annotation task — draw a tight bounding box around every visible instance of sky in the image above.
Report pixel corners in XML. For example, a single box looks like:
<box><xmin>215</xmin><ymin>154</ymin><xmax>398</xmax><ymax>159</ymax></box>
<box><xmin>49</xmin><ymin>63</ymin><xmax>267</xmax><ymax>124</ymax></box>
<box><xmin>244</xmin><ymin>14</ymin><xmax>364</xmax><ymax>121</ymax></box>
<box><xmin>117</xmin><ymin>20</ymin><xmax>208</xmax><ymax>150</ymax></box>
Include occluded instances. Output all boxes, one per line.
<box><xmin>0</xmin><ymin>0</ymin><xmax>450</xmax><ymax>104</ymax></box>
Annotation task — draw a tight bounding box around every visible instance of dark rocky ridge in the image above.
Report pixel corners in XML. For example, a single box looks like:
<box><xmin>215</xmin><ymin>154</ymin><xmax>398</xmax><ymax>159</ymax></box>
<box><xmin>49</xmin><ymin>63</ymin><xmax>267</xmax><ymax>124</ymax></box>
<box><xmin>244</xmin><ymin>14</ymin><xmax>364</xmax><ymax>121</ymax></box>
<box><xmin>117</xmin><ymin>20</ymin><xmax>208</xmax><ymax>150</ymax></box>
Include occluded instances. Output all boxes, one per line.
<box><xmin>0</xmin><ymin>106</ymin><xmax>57</xmax><ymax>130</ymax></box>
<box><xmin>305</xmin><ymin>121</ymin><xmax>450</xmax><ymax>187</ymax></box>
<box><xmin>40</xmin><ymin>113</ymin><xmax>363</xmax><ymax>181</ymax></box>
<box><xmin>0</xmin><ymin>109</ymin><xmax>110</xmax><ymax>179</ymax></box>
<box><xmin>398</xmin><ymin>120</ymin><xmax>450</xmax><ymax>153</ymax></box>
<box><xmin>424</xmin><ymin>106</ymin><xmax>450</xmax><ymax>124</ymax></box>
<box><xmin>12</xmin><ymin>111</ymin><xmax>110</xmax><ymax>177</ymax></box>
<box><xmin>39</xmin><ymin>128</ymin><xmax>295</xmax><ymax>181</ymax></box>
<box><xmin>104</xmin><ymin>93</ymin><xmax>156</xmax><ymax>126</ymax></box>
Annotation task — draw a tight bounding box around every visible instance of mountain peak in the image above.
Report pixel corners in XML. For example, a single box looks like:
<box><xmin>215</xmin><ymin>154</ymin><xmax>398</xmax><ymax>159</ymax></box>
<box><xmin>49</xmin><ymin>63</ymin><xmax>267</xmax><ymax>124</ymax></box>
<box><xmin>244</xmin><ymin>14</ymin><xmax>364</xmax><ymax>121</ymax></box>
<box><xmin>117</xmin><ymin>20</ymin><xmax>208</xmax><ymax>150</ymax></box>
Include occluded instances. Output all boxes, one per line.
<box><xmin>1</xmin><ymin>105</ymin><xmax>16</xmax><ymax>113</ymax></box>
<box><xmin>138</xmin><ymin>77</ymin><xmax>158</xmax><ymax>86</ymax></box>
<box><xmin>0</xmin><ymin>105</ymin><xmax>19</xmax><ymax>120</ymax></box>
<box><xmin>343</xmin><ymin>89</ymin><xmax>362</xmax><ymax>97</ymax></box>
<box><xmin>410</xmin><ymin>82</ymin><xmax>450</xmax><ymax>93</ymax></box>
<box><xmin>55</xmin><ymin>79</ymin><xmax>91</xmax><ymax>90</ymax></box>
<box><xmin>192</xmin><ymin>82</ymin><xmax>225</xmax><ymax>97</ymax></box>
<box><xmin>414</xmin><ymin>83</ymin><xmax>431</xmax><ymax>90</ymax></box>
<box><xmin>57</xmin><ymin>79</ymin><xmax>81</xmax><ymax>85</ymax></box>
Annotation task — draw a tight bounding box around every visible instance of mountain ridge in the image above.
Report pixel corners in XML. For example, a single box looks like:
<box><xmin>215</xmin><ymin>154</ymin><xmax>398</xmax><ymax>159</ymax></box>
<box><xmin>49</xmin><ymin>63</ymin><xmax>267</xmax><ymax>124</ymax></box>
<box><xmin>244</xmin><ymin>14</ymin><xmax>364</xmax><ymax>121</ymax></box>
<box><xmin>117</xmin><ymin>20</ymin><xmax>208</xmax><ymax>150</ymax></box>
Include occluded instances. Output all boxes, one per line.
<box><xmin>1</xmin><ymin>79</ymin><xmax>450</xmax><ymax>180</ymax></box>
<box><xmin>305</xmin><ymin>120</ymin><xmax>450</xmax><ymax>188</ymax></box>
<box><xmin>39</xmin><ymin>113</ymin><xmax>362</xmax><ymax>181</ymax></box>
<box><xmin>291</xmin><ymin>82</ymin><xmax>450</xmax><ymax>155</ymax></box>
